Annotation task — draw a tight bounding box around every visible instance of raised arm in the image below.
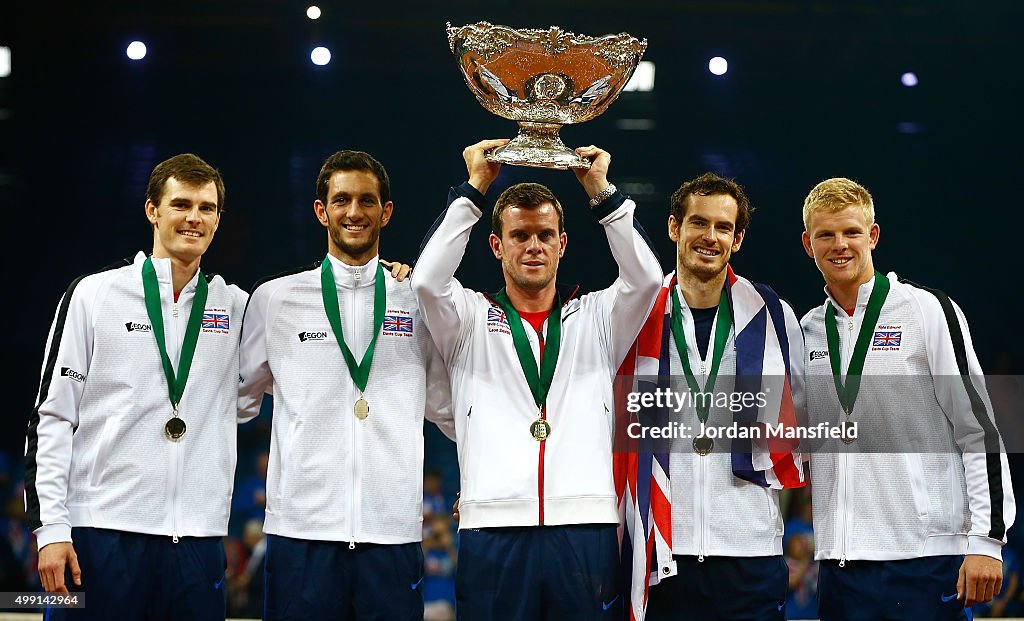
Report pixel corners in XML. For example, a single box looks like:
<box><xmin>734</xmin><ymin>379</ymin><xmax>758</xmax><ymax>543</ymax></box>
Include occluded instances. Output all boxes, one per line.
<box><xmin>411</xmin><ymin>139</ymin><xmax>507</xmax><ymax>364</ymax></box>
<box><xmin>423</xmin><ymin>339</ymin><xmax>456</xmax><ymax>440</ymax></box>
<box><xmin>573</xmin><ymin>145</ymin><xmax>663</xmax><ymax>368</ymax></box>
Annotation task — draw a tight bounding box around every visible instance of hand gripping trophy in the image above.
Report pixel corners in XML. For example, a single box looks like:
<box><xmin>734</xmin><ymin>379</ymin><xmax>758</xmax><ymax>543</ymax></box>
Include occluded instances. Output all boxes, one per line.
<box><xmin>447</xmin><ymin>21</ymin><xmax>647</xmax><ymax>169</ymax></box>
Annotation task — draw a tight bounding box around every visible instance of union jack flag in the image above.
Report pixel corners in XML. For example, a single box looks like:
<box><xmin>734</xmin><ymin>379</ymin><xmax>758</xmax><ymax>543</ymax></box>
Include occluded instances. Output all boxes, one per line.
<box><xmin>487</xmin><ymin>306</ymin><xmax>508</xmax><ymax>326</ymax></box>
<box><xmin>202</xmin><ymin>312</ymin><xmax>229</xmax><ymax>330</ymax></box>
<box><xmin>615</xmin><ymin>268</ymin><xmax>804</xmax><ymax>621</ymax></box>
<box><xmin>383</xmin><ymin>315</ymin><xmax>413</xmax><ymax>334</ymax></box>
<box><xmin>873</xmin><ymin>331</ymin><xmax>902</xmax><ymax>347</ymax></box>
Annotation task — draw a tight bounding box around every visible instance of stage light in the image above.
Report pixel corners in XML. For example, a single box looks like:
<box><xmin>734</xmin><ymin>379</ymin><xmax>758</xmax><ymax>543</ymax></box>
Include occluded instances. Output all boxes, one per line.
<box><xmin>0</xmin><ymin>47</ymin><xmax>10</xmax><ymax>78</ymax></box>
<box><xmin>708</xmin><ymin>56</ymin><xmax>728</xmax><ymax>76</ymax></box>
<box><xmin>616</xmin><ymin>119</ymin><xmax>656</xmax><ymax>131</ymax></box>
<box><xmin>311</xmin><ymin>46</ymin><xmax>331</xmax><ymax>66</ymax></box>
<box><xmin>126</xmin><ymin>41</ymin><xmax>147</xmax><ymax>61</ymax></box>
<box><xmin>623</xmin><ymin>61</ymin><xmax>655</xmax><ymax>92</ymax></box>
<box><xmin>901</xmin><ymin>72</ymin><xmax>918</xmax><ymax>87</ymax></box>
<box><xmin>306</xmin><ymin>5</ymin><xmax>321</xmax><ymax>20</ymax></box>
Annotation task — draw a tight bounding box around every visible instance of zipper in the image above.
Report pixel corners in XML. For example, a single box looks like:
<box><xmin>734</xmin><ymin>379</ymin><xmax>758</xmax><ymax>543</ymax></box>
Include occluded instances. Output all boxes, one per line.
<box><xmin>536</xmin><ymin>326</ymin><xmax>546</xmax><ymax>526</ymax></box>
<box><xmin>170</xmin><ymin>431</ymin><xmax>180</xmax><ymax>543</ymax></box>
<box><xmin>347</xmin><ymin>274</ymin><xmax>361</xmax><ymax>549</ymax></box>
<box><xmin>685</xmin><ymin>308</ymin><xmax>707</xmax><ymax>562</ymax></box>
<box><xmin>837</xmin><ymin>452</ymin><xmax>848</xmax><ymax>567</ymax></box>
<box><xmin>699</xmin><ymin>307</ymin><xmax>717</xmax><ymax>379</ymax></box>
<box><xmin>349</xmin><ymin>430</ymin><xmax>359</xmax><ymax>554</ymax></box>
<box><xmin>838</xmin><ymin>306</ymin><xmax>855</xmax><ymax>567</ymax></box>
<box><xmin>697</xmin><ymin>450</ymin><xmax>706</xmax><ymax>562</ymax></box>
<box><xmin>168</xmin><ymin>276</ymin><xmax>183</xmax><ymax>543</ymax></box>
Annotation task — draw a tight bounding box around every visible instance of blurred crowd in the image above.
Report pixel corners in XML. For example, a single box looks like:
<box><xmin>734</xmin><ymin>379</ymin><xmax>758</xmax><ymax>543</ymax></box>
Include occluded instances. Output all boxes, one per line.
<box><xmin>1</xmin><ymin>446</ymin><xmax>1022</xmax><ymax>619</ymax></box>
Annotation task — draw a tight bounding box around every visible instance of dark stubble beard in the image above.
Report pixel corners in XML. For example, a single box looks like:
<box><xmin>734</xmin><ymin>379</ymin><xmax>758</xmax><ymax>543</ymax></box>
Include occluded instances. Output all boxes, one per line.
<box><xmin>680</xmin><ymin>248</ymin><xmax>728</xmax><ymax>283</ymax></box>
<box><xmin>329</xmin><ymin>221</ymin><xmax>379</xmax><ymax>261</ymax></box>
<box><xmin>504</xmin><ymin>254</ymin><xmax>557</xmax><ymax>293</ymax></box>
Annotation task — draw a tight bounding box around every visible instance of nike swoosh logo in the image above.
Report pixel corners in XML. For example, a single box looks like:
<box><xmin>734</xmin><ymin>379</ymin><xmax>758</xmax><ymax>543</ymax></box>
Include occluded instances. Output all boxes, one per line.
<box><xmin>213</xmin><ymin>576</ymin><xmax>226</xmax><ymax>590</ymax></box>
<box><xmin>411</xmin><ymin>576</ymin><xmax>424</xmax><ymax>590</ymax></box>
<box><xmin>941</xmin><ymin>592</ymin><xmax>958</xmax><ymax>602</ymax></box>
<box><xmin>602</xmin><ymin>594</ymin><xmax>621</xmax><ymax>611</ymax></box>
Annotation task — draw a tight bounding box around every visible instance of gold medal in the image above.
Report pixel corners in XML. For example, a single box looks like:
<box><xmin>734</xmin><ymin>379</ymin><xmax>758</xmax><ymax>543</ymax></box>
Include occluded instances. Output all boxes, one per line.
<box><xmin>165</xmin><ymin>416</ymin><xmax>186</xmax><ymax>441</ymax></box>
<box><xmin>355</xmin><ymin>397</ymin><xmax>370</xmax><ymax>420</ymax></box>
<box><xmin>692</xmin><ymin>435</ymin><xmax>713</xmax><ymax>456</ymax></box>
<box><xmin>530</xmin><ymin>418</ymin><xmax>551</xmax><ymax>441</ymax></box>
<box><xmin>841</xmin><ymin>419</ymin><xmax>856</xmax><ymax>445</ymax></box>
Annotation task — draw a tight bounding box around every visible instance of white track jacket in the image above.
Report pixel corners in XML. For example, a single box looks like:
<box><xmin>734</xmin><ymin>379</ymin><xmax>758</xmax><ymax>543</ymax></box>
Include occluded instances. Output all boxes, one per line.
<box><xmin>238</xmin><ymin>255</ymin><xmax>453</xmax><ymax>544</ymax></box>
<box><xmin>666</xmin><ymin>278</ymin><xmax>806</xmax><ymax>558</ymax></box>
<box><xmin>411</xmin><ymin>183</ymin><xmax>662</xmax><ymax>529</ymax></box>
<box><xmin>802</xmin><ymin>272</ymin><xmax>1015</xmax><ymax>562</ymax></box>
<box><xmin>26</xmin><ymin>252</ymin><xmax>248</xmax><ymax>547</ymax></box>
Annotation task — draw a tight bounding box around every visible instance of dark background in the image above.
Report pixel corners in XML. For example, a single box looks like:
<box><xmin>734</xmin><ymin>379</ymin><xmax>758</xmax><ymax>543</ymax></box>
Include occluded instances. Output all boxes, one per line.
<box><xmin>2</xmin><ymin>0</ymin><xmax>1021</xmax><ymax>473</ymax></box>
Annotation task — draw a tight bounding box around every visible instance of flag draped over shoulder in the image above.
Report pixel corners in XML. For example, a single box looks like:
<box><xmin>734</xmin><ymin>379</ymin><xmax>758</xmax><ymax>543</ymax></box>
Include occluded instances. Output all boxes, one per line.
<box><xmin>614</xmin><ymin>267</ymin><xmax>804</xmax><ymax>621</ymax></box>
<box><xmin>614</xmin><ymin>275</ymin><xmax>673</xmax><ymax>621</ymax></box>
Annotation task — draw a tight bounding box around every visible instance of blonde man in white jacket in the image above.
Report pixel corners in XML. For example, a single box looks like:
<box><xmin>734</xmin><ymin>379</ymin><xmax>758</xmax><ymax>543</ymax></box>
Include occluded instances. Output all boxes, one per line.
<box><xmin>801</xmin><ymin>177</ymin><xmax>1015</xmax><ymax>620</ymax></box>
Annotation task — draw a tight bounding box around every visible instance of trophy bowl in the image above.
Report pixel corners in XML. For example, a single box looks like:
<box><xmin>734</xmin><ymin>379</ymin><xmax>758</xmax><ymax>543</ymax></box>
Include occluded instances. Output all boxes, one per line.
<box><xmin>447</xmin><ymin>21</ymin><xmax>647</xmax><ymax>169</ymax></box>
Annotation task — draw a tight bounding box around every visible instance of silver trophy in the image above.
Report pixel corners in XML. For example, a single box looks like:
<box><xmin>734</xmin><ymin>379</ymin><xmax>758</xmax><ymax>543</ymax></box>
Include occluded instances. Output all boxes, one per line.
<box><xmin>447</xmin><ymin>21</ymin><xmax>647</xmax><ymax>169</ymax></box>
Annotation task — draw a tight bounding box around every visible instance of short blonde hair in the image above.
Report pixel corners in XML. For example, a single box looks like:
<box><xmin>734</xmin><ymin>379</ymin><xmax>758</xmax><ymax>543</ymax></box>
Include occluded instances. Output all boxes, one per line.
<box><xmin>802</xmin><ymin>177</ymin><xmax>874</xmax><ymax>231</ymax></box>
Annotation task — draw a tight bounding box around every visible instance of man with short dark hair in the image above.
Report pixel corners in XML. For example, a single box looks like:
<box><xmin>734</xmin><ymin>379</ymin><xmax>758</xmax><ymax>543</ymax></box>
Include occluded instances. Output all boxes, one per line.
<box><xmin>411</xmin><ymin>139</ymin><xmax>662</xmax><ymax>620</ymax></box>
<box><xmin>25</xmin><ymin>153</ymin><xmax>247</xmax><ymax>620</ymax></box>
<box><xmin>239</xmin><ymin>149</ymin><xmax>453</xmax><ymax>620</ymax></box>
<box><xmin>618</xmin><ymin>172</ymin><xmax>806</xmax><ymax>620</ymax></box>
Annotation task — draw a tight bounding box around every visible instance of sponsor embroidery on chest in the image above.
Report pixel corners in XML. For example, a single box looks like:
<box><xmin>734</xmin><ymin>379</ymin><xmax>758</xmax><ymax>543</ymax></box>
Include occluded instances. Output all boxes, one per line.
<box><xmin>125</xmin><ymin>321</ymin><xmax>153</xmax><ymax>333</ymax></box>
<box><xmin>201</xmin><ymin>307</ymin><xmax>231</xmax><ymax>334</ymax></box>
<box><xmin>809</xmin><ymin>349</ymin><xmax>829</xmax><ymax>362</ymax></box>
<box><xmin>486</xmin><ymin>305</ymin><xmax>510</xmax><ymax>335</ymax></box>
<box><xmin>297</xmin><ymin>330</ymin><xmax>328</xmax><ymax>343</ymax></box>
<box><xmin>382</xmin><ymin>309</ymin><xmax>414</xmax><ymax>336</ymax></box>
<box><xmin>871</xmin><ymin>324</ymin><xmax>903</xmax><ymax>351</ymax></box>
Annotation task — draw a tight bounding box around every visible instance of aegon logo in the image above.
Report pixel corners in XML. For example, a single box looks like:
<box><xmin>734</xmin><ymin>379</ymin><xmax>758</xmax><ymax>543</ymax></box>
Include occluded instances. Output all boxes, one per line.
<box><xmin>809</xmin><ymin>350</ymin><xmax>829</xmax><ymax>361</ymax></box>
<box><xmin>298</xmin><ymin>331</ymin><xmax>328</xmax><ymax>343</ymax></box>
<box><xmin>60</xmin><ymin>367</ymin><xmax>86</xmax><ymax>382</ymax></box>
<box><xmin>125</xmin><ymin>322</ymin><xmax>153</xmax><ymax>333</ymax></box>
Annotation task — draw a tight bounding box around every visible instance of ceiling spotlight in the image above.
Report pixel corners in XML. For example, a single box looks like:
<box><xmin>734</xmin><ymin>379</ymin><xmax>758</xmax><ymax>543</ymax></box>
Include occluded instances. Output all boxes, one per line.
<box><xmin>306</xmin><ymin>5</ymin><xmax>321</xmax><ymax>20</ymax></box>
<box><xmin>900</xmin><ymin>72</ymin><xmax>918</xmax><ymax>87</ymax></box>
<box><xmin>708</xmin><ymin>56</ymin><xmax>728</xmax><ymax>76</ymax></box>
<box><xmin>623</xmin><ymin>60</ymin><xmax>656</xmax><ymax>92</ymax></box>
<box><xmin>126</xmin><ymin>41</ymin><xmax>147</xmax><ymax>61</ymax></box>
<box><xmin>0</xmin><ymin>47</ymin><xmax>10</xmax><ymax>78</ymax></box>
<box><xmin>311</xmin><ymin>46</ymin><xmax>331</xmax><ymax>66</ymax></box>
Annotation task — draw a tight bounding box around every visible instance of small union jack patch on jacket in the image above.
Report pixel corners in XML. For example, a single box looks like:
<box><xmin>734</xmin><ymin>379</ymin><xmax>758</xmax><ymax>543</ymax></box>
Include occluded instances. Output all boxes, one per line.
<box><xmin>201</xmin><ymin>311</ymin><xmax>230</xmax><ymax>334</ymax></box>
<box><xmin>872</xmin><ymin>330</ymin><xmax>902</xmax><ymax>348</ymax></box>
<box><xmin>383</xmin><ymin>314</ymin><xmax>414</xmax><ymax>335</ymax></box>
<box><xmin>487</xmin><ymin>306</ymin><xmax>508</xmax><ymax>327</ymax></box>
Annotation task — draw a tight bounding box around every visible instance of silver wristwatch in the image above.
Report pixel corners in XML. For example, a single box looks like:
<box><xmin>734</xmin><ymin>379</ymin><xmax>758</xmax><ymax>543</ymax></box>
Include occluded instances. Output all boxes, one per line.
<box><xmin>588</xmin><ymin>183</ymin><xmax>618</xmax><ymax>207</ymax></box>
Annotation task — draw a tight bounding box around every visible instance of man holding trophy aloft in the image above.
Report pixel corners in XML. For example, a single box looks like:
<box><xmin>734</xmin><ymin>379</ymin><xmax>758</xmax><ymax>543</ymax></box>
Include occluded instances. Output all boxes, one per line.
<box><xmin>411</xmin><ymin>137</ymin><xmax>662</xmax><ymax>619</ymax></box>
<box><xmin>419</xmin><ymin>22</ymin><xmax>656</xmax><ymax>620</ymax></box>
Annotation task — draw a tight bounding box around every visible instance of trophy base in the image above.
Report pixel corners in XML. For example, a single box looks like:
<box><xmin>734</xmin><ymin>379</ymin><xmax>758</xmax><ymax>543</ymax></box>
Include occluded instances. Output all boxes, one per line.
<box><xmin>486</xmin><ymin>122</ymin><xmax>591</xmax><ymax>170</ymax></box>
